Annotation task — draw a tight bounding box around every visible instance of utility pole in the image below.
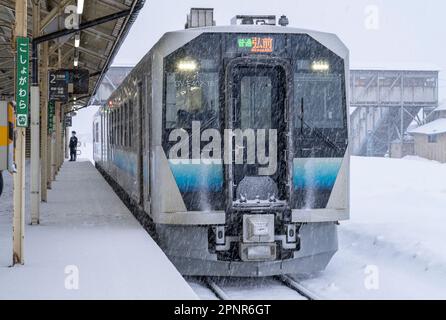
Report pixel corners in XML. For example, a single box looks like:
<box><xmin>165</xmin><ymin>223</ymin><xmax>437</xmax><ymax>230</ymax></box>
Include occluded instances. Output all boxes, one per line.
<box><xmin>30</xmin><ymin>0</ymin><xmax>41</xmax><ymax>225</ymax></box>
<box><xmin>13</xmin><ymin>0</ymin><xmax>28</xmax><ymax>265</ymax></box>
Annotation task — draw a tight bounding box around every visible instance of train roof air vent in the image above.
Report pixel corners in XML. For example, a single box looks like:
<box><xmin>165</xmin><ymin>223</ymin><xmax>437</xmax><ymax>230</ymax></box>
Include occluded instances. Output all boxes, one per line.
<box><xmin>185</xmin><ymin>8</ymin><xmax>216</xmax><ymax>29</ymax></box>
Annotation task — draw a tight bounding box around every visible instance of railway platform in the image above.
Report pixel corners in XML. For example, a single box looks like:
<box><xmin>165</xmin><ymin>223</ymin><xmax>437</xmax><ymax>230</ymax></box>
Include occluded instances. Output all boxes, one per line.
<box><xmin>0</xmin><ymin>160</ymin><xmax>197</xmax><ymax>299</ymax></box>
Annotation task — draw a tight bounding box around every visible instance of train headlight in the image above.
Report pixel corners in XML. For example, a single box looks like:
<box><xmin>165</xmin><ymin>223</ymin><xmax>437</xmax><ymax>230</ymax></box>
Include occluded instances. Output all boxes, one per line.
<box><xmin>177</xmin><ymin>60</ymin><xmax>198</xmax><ymax>72</ymax></box>
<box><xmin>243</xmin><ymin>214</ymin><xmax>275</xmax><ymax>243</ymax></box>
<box><xmin>311</xmin><ymin>61</ymin><xmax>330</xmax><ymax>72</ymax></box>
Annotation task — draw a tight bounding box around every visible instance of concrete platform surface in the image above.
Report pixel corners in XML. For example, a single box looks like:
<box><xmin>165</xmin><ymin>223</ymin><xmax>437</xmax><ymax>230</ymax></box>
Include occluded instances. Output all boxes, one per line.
<box><xmin>0</xmin><ymin>160</ymin><xmax>198</xmax><ymax>299</ymax></box>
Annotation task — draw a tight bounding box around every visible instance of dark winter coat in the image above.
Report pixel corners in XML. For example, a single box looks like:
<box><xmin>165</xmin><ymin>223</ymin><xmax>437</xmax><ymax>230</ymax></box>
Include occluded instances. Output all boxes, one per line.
<box><xmin>69</xmin><ymin>136</ymin><xmax>78</xmax><ymax>150</ymax></box>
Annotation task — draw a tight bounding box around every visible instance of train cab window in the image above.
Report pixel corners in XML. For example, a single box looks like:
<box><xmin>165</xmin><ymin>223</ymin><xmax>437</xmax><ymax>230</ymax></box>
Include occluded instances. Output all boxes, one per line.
<box><xmin>165</xmin><ymin>71</ymin><xmax>219</xmax><ymax>130</ymax></box>
<box><xmin>294</xmin><ymin>74</ymin><xmax>344</xmax><ymax>129</ymax></box>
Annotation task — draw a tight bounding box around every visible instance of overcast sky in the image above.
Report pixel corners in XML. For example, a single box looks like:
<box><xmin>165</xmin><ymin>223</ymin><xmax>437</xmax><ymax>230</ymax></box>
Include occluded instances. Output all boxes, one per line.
<box><xmin>113</xmin><ymin>0</ymin><xmax>445</xmax><ymax>100</ymax></box>
<box><xmin>74</xmin><ymin>0</ymin><xmax>445</xmax><ymax>150</ymax></box>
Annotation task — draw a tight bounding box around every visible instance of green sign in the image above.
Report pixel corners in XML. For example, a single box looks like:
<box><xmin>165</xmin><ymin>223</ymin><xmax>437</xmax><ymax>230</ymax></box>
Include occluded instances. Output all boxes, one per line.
<box><xmin>238</xmin><ymin>38</ymin><xmax>253</xmax><ymax>48</ymax></box>
<box><xmin>15</xmin><ymin>37</ymin><xmax>30</xmax><ymax>128</ymax></box>
<box><xmin>48</xmin><ymin>100</ymin><xmax>55</xmax><ymax>134</ymax></box>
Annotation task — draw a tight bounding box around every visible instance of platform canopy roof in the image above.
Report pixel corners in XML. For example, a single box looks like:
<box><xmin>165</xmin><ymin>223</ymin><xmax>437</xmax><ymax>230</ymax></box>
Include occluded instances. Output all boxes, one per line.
<box><xmin>0</xmin><ymin>0</ymin><xmax>145</xmax><ymax>109</ymax></box>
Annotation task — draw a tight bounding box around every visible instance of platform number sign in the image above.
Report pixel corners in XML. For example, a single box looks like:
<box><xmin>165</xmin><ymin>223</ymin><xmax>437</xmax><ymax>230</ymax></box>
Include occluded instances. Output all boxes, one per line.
<box><xmin>16</xmin><ymin>37</ymin><xmax>29</xmax><ymax>127</ymax></box>
<box><xmin>48</xmin><ymin>70</ymin><xmax>69</xmax><ymax>102</ymax></box>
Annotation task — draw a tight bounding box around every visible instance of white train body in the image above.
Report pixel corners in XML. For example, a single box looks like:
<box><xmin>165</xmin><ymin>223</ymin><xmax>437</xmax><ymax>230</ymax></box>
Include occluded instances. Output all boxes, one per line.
<box><xmin>93</xmin><ymin>24</ymin><xmax>350</xmax><ymax>276</ymax></box>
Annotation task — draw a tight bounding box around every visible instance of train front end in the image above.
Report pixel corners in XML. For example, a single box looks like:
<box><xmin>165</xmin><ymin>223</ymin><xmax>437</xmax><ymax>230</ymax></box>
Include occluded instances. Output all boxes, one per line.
<box><xmin>152</xmin><ymin>24</ymin><xmax>349</xmax><ymax>276</ymax></box>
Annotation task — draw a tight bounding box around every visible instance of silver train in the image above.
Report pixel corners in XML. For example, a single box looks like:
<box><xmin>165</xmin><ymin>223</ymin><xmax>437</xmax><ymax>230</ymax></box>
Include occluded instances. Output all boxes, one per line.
<box><xmin>93</xmin><ymin>18</ymin><xmax>350</xmax><ymax>277</ymax></box>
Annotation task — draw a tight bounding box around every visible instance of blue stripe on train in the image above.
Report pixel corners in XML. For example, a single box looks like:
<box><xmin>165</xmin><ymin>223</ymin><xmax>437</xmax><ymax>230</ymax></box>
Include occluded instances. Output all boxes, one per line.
<box><xmin>112</xmin><ymin>149</ymin><xmax>137</xmax><ymax>177</ymax></box>
<box><xmin>168</xmin><ymin>158</ymin><xmax>343</xmax><ymax>192</ymax></box>
<box><xmin>292</xmin><ymin>158</ymin><xmax>342</xmax><ymax>190</ymax></box>
<box><xmin>168</xmin><ymin>160</ymin><xmax>224</xmax><ymax>192</ymax></box>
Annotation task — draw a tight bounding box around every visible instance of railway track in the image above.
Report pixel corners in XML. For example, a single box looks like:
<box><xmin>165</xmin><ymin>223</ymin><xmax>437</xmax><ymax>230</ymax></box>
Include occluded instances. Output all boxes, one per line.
<box><xmin>275</xmin><ymin>275</ymin><xmax>320</xmax><ymax>300</ymax></box>
<box><xmin>188</xmin><ymin>276</ymin><xmax>320</xmax><ymax>300</ymax></box>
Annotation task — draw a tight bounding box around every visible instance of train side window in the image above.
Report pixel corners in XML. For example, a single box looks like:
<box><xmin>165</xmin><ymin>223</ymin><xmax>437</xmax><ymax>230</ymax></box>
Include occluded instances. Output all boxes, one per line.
<box><xmin>95</xmin><ymin>122</ymin><xmax>99</xmax><ymax>142</ymax></box>
<box><xmin>129</xmin><ymin>99</ymin><xmax>133</xmax><ymax>148</ymax></box>
<box><xmin>112</xmin><ymin>110</ymin><xmax>115</xmax><ymax>145</ymax></box>
<box><xmin>116</xmin><ymin>108</ymin><xmax>119</xmax><ymax>146</ymax></box>
<box><xmin>124</xmin><ymin>102</ymin><xmax>129</xmax><ymax>147</ymax></box>
<box><xmin>118</xmin><ymin>107</ymin><xmax>121</xmax><ymax>146</ymax></box>
<box><xmin>120</xmin><ymin>105</ymin><xmax>123</xmax><ymax>146</ymax></box>
<box><xmin>138</xmin><ymin>83</ymin><xmax>145</xmax><ymax>150</ymax></box>
<box><xmin>110</xmin><ymin>111</ymin><xmax>113</xmax><ymax>145</ymax></box>
<box><xmin>110</xmin><ymin>110</ymin><xmax>113</xmax><ymax>145</ymax></box>
<box><xmin>113</xmin><ymin>110</ymin><xmax>118</xmax><ymax>146</ymax></box>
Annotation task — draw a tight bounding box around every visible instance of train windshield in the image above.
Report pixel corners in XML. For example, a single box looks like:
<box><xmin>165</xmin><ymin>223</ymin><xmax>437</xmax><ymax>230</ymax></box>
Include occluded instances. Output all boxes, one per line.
<box><xmin>165</xmin><ymin>70</ymin><xmax>219</xmax><ymax>129</ymax></box>
<box><xmin>294</xmin><ymin>74</ymin><xmax>344</xmax><ymax>129</ymax></box>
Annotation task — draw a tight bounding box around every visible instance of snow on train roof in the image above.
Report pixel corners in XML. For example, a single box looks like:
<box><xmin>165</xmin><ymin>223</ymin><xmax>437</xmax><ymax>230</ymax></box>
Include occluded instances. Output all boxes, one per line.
<box><xmin>409</xmin><ymin>118</ymin><xmax>446</xmax><ymax>135</ymax></box>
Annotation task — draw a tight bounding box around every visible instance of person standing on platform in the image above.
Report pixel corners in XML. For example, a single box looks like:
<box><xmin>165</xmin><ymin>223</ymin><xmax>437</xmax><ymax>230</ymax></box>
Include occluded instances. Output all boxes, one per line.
<box><xmin>69</xmin><ymin>131</ymin><xmax>78</xmax><ymax>162</ymax></box>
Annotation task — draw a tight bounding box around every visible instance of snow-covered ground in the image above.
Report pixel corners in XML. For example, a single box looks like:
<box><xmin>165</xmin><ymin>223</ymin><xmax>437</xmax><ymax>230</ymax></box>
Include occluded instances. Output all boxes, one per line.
<box><xmin>188</xmin><ymin>156</ymin><xmax>446</xmax><ymax>300</ymax></box>
<box><xmin>0</xmin><ymin>161</ymin><xmax>197</xmax><ymax>299</ymax></box>
<box><xmin>298</xmin><ymin>156</ymin><xmax>446</xmax><ymax>299</ymax></box>
<box><xmin>1</xmin><ymin>156</ymin><xmax>446</xmax><ymax>299</ymax></box>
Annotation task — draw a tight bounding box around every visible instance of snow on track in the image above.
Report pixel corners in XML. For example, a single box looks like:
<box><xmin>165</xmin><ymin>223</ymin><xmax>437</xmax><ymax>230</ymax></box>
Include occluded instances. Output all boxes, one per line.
<box><xmin>188</xmin><ymin>277</ymin><xmax>308</xmax><ymax>300</ymax></box>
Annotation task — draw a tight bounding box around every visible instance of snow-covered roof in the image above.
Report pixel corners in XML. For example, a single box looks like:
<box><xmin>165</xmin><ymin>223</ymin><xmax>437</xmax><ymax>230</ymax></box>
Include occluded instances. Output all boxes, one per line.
<box><xmin>409</xmin><ymin>118</ymin><xmax>446</xmax><ymax>135</ymax></box>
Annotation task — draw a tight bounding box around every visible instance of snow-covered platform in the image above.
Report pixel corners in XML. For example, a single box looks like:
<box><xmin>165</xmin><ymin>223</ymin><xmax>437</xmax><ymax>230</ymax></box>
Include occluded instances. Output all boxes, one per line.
<box><xmin>0</xmin><ymin>160</ymin><xmax>197</xmax><ymax>299</ymax></box>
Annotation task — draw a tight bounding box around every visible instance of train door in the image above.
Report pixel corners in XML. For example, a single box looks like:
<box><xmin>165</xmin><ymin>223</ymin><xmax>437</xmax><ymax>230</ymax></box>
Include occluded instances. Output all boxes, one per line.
<box><xmin>225</xmin><ymin>58</ymin><xmax>292</xmax><ymax>209</ymax></box>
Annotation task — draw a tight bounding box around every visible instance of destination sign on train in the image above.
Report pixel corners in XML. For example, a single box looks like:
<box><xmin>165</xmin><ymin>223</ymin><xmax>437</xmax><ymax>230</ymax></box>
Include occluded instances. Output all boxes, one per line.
<box><xmin>238</xmin><ymin>37</ymin><xmax>274</xmax><ymax>52</ymax></box>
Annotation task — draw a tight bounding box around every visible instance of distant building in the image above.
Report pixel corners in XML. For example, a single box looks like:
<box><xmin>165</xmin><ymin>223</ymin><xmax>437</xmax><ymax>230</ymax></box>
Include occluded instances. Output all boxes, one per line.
<box><xmin>408</xmin><ymin>108</ymin><xmax>446</xmax><ymax>162</ymax></box>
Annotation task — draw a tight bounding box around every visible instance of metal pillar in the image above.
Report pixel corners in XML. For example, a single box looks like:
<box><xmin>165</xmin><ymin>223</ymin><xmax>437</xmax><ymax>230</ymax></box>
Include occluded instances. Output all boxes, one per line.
<box><xmin>51</xmin><ymin>103</ymin><xmax>58</xmax><ymax>181</ymax></box>
<box><xmin>47</xmin><ymin>118</ymin><xmax>53</xmax><ymax>189</ymax></box>
<box><xmin>30</xmin><ymin>86</ymin><xmax>40</xmax><ymax>224</ymax></box>
<box><xmin>13</xmin><ymin>0</ymin><xmax>27</xmax><ymax>265</ymax></box>
<box><xmin>55</xmin><ymin>105</ymin><xmax>61</xmax><ymax>172</ymax></box>
<box><xmin>30</xmin><ymin>0</ymin><xmax>41</xmax><ymax>225</ymax></box>
<box><xmin>65</xmin><ymin>119</ymin><xmax>69</xmax><ymax>160</ymax></box>
<box><xmin>40</xmin><ymin>42</ymin><xmax>48</xmax><ymax>201</ymax></box>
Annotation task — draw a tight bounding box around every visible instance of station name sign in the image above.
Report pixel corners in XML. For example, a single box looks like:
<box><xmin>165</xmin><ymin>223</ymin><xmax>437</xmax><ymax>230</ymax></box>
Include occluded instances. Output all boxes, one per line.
<box><xmin>48</xmin><ymin>100</ymin><xmax>55</xmax><ymax>134</ymax></box>
<box><xmin>15</xmin><ymin>37</ymin><xmax>30</xmax><ymax>127</ymax></box>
